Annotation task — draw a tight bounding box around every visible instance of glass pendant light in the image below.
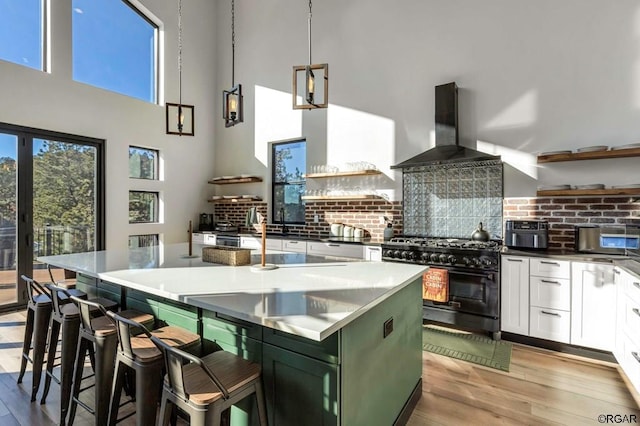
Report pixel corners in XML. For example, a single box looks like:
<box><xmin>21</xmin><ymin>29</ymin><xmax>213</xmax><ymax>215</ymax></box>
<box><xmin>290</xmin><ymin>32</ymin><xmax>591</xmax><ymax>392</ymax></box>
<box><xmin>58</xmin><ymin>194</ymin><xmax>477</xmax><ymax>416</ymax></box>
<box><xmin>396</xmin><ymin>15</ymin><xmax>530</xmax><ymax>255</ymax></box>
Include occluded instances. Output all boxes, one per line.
<box><xmin>293</xmin><ymin>0</ymin><xmax>328</xmax><ymax>109</ymax></box>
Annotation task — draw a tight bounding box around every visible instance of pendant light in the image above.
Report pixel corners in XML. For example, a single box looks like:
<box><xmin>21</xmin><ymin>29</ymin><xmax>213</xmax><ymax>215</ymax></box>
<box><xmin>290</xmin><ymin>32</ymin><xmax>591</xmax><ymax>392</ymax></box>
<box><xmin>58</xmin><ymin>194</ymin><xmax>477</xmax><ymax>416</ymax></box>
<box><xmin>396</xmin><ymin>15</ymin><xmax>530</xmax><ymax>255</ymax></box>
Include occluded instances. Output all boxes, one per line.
<box><xmin>223</xmin><ymin>0</ymin><xmax>243</xmax><ymax>127</ymax></box>
<box><xmin>166</xmin><ymin>0</ymin><xmax>194</xmax><ymax>136</ymax></box>
<box><xmin>292</xmin><ymin>0</ymin><xmax>328</xmax><ymax>109</ymax></box>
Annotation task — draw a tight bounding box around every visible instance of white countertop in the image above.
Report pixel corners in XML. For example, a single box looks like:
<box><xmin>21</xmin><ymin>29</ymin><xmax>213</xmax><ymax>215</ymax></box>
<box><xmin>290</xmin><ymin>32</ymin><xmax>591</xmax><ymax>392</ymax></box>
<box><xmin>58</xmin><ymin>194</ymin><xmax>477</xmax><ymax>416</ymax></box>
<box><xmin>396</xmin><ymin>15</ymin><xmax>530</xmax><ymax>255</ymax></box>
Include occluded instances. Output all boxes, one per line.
<box><xmin>39</xmin><ymin>244</ymin><xmax>427</xmax><ymax>341</ymax></box>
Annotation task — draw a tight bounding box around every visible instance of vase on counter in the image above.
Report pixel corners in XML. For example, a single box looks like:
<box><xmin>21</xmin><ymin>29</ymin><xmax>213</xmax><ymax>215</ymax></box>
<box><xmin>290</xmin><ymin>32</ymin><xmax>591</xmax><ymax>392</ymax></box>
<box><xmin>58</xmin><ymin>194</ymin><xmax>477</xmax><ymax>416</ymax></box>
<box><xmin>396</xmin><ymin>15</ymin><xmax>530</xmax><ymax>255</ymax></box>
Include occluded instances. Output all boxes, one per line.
<box><xmin>383</xmin><ymin>223</ymin><xmax>394</xmax><ymax>241</ymax></box>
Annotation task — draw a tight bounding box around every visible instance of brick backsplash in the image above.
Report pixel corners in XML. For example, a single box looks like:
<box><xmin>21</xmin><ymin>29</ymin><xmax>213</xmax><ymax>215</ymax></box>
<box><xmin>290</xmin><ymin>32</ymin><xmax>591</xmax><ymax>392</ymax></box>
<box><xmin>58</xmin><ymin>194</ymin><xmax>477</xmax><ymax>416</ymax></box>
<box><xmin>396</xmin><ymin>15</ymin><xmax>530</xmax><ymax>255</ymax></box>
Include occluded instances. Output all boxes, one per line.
<box><xmin>503</xmin><ymin>196</ymin><xmax>640</xmax><ymax>249</ymax></box>
<box><xmin>213</xmin><ymin>200</ymin><xmax>403</xmax><ymax>242</ymax></box>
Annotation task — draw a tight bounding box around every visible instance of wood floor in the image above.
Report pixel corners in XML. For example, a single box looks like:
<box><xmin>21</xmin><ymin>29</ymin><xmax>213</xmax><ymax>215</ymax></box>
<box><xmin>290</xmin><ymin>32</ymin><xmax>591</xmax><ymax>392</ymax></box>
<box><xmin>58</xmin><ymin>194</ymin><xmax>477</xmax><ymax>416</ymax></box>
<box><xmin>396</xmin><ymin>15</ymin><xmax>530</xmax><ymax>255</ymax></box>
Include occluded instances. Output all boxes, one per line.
<box><xmin>0</xmin><ymin>310</ymin><xmax>638</xmax><ymax>425</ymax></box>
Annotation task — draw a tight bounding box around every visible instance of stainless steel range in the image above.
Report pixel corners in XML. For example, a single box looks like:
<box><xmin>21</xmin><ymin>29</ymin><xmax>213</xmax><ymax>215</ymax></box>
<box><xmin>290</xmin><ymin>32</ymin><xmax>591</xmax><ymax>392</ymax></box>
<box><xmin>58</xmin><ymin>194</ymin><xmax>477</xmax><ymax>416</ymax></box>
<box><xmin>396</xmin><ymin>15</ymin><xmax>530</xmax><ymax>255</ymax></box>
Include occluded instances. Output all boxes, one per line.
<box><xmin>381</xmin><ymin>237</ymin><xmax>502</xmax><ymax>339</ymax></box>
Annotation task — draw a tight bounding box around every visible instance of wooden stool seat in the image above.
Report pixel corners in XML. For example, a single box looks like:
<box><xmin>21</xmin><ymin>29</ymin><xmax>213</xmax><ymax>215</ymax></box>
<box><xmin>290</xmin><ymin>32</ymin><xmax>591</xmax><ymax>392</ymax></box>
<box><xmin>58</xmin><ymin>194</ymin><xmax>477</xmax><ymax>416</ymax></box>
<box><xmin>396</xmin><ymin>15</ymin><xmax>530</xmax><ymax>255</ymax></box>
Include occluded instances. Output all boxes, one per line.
<box><xmin>182</xmin><ymin>351</ymin><xmax>262</xmax><ymax>405</ymax></box>
<box><xmin>91</xmin><ymin>310</ymin><xmax>155</xmax><ymax>337</ymax></box>
<box><xmin>126</xmin><ymin>325</ymin><xmax>200</xmax><ymax>363</ymax></box>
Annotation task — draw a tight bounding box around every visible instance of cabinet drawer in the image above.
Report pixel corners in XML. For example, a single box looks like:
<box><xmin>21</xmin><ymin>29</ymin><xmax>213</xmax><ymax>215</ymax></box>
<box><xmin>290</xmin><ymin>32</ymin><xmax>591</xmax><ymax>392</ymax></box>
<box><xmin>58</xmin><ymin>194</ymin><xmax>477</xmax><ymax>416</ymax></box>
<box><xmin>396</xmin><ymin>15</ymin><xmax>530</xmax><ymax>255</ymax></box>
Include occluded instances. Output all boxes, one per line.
<box><xmin>307</xmin><ymin>242</ymin><xmax>364</xmax><ymax>259</ymax></box>
<box><xmin>617</xmin><ymin>331</ymin><xmax>640</xmax><ymax>394</ymax></box>
<box><xmin>240</xmin><ymin>236</ymin><xmax>261</xmax><ymax>249</ymax></box>
<box><xmin>282</xmin><ymin>239</ymin><xmax>306</xmax><ymax>253</ymax></box>
<box><xmin>204</xmin><ymin>234</ymin><xmax>217</xmax><ymax>245</ymax></box>
<box><xmin>202</xmin><ymin>310</ymin><xmax>262</xmax><ymax>341</ymax></box>
<box><xmin>530</xmin><ymin>276</ymin><xmax>571</xmax><ymax>310</ymax></box>
<box><xmin>529</xmin><ymin>306</ymin><xmax>571</xmax><ymax>343</ymax></box>
<box><xmin>266</xmin><ymin>239</ymin><xmax>282</xmax><ymax>250</ymax></box>
<box><xmin>624</xmin><ymin>273</ymin><xmax>640</xmax><ymax>306</ymax></box>
<box><xmin>202</xmin><ymin>320</ymin><xmax>262</xmax><ymax>363</ymax></box>
<box><xmin>192</xmin><ymin>233</ymin><xmax>205</xmax><ymax>245</ymax></box>
<box><xmin>620</xmin><ymin>293</ymin><xmax>640</xmax><ymax>339</ymax></box>
<box><xmin>530</xmin><ymin>258</ymin><xmax>571</xmax><ymax>279</ymax></box>
<box><xmin>263</xmin><ymin>327</ymin><xmax>340</xmax><ymax>364</ymax></box>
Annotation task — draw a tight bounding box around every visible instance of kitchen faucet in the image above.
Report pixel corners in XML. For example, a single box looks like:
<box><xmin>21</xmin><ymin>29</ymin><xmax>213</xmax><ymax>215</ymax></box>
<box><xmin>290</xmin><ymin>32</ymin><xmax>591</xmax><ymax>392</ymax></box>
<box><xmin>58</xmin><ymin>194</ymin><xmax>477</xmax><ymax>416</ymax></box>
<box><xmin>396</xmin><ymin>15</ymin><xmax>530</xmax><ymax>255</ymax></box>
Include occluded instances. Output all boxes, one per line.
<box><xmin>280</xmin><ymin>208</ymin><xmax>288</xmax><ymax>234</ymax></box>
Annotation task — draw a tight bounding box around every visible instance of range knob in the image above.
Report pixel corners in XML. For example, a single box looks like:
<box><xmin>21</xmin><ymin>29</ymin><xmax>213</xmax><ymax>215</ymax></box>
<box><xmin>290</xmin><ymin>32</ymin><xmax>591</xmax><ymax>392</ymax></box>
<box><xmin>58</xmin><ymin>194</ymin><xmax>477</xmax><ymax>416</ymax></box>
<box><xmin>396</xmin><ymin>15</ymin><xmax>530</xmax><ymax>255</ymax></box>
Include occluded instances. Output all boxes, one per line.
<box><xmin>383</xmin><ymin>249</ymin><xmax>394</xmax><ymax>258</ymax></box>
<box><xmin>430</xmin><ymin>253</ymin><xmax>439</xmax><ymax>262</ymax></box>
<box><xmin>447</xmin><ymin>255</ymin><xmax>457</xmax><ymax>264</ymax></box>
<box><xmin>401</xmin><ymin>250</ymin><xmax>411</xmax><ymax>260</ymax></box>
<box><xmin>421</xmin><ymin>252</ymin><xmax>431</xmax><ymax>262</ymax></box>
<box><xmin>438</xmin><ymin>254</ymin><xmax>448</xmax><ymax>263</ymax></box>
<box><xmin>393</xmin><ymin>250</ymin><xmax>403</xmax><ymax>259</ymax></box>
<box><xmin>462</xmin><ymin>256</ymin><xmax>471</xmax><ymax>266</ymax></box>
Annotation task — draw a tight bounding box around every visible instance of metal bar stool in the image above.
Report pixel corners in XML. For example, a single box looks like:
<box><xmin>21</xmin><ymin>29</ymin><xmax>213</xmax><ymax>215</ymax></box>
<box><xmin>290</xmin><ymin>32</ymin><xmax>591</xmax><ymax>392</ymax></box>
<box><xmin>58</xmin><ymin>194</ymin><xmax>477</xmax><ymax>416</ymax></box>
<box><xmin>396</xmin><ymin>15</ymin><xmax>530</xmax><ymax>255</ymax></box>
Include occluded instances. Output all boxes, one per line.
<box><xmin>150</xmin><ymin>335</ymin><xmax>268</xmax><ymax>426</ymax></box>
<box><xmin>107</xmin><ymin>311</ymin><xmax>200</xmax><ymax>426</ymax></box>
<box><xmin>66</xmin><ymin>297</ymin><xmax>154</xmax><ymax>426</ymax></box>
<box><xmin>17</xmin><ymin>275</ymin><xmax>85</xmax><ymax>402</ymax></box>
<box><xmin>40</xmin><ymin>283</ymin><xmax>119</xmax><ymax>425</ymax></box>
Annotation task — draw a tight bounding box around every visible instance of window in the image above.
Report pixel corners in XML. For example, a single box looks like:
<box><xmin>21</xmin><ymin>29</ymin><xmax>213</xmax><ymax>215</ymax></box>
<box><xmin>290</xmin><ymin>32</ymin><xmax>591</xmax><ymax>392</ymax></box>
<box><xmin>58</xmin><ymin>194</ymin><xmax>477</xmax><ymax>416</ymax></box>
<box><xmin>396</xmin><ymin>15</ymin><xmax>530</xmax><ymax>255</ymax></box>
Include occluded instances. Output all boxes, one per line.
<box><xmin>129</xmin><ymin>191</ymin><xmax>158</xmax><ymax>223</ymax></box>
<box><xmin>72</xmin><ymin>0</ymin><xmax>158</xmax><ymax>103</ymax></box>
<box><xmin>129</xmin><ymin>234</ymin><xmax>158</xmax><ymax>248</ymax></box>
<box><xmin>272</xmin><ymin>139</ymin><xmax>306</xmax><ymax>225</ymax></box>
<box><xmin>0</xmin><ymin>0</ymin><xmax>44</xmax><ymax>70</ymax></box>
<box><xmin>129</xmin><ymin>146</ymin><xmax>158</xmax><ymax>179</ymax></box>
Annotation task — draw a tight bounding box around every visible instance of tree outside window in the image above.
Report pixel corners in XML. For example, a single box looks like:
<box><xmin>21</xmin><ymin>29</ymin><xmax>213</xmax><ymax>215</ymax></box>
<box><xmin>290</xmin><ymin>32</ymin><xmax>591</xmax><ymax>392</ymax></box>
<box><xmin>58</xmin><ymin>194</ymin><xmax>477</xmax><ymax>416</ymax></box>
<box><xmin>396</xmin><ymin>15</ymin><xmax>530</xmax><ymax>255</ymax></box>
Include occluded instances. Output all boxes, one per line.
<box><xmin>272</xmin><ymin>139</ymin><xmax>306</xmax><ymax>225</ymax></box>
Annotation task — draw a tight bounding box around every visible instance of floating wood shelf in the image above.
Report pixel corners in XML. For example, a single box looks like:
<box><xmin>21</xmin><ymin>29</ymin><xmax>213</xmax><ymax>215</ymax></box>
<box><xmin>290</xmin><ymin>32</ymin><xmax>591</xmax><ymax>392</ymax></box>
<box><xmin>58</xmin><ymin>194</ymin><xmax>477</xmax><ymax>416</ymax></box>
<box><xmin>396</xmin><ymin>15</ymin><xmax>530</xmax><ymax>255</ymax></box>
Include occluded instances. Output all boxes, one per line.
<box><xmin>303</xmin><ymin>169</ymin><xmax>381</xmax><ymax>178</ymax></box>
<box><xmin>208</xmin><ymin>176</ymin><xmax>262</xmax><ymax>184</ymax></box>
<box><xmin>208</xmin><ymin>197</ymin><xmax>263</xmax><ymax>203</ymax></box>
<box><xmin>537</xmin><ymin>147</ymin><xmax>640</xmax><ymax>163</ymax></box>
<box><xmin>301</xmin><ymin>194</ymin><xmax>383</xmax><ymax>200</ymax></box>
<box><xmin>536</xmin><ymin>188</ymin><xmax>640</xmax><ymax>196</ymax></box>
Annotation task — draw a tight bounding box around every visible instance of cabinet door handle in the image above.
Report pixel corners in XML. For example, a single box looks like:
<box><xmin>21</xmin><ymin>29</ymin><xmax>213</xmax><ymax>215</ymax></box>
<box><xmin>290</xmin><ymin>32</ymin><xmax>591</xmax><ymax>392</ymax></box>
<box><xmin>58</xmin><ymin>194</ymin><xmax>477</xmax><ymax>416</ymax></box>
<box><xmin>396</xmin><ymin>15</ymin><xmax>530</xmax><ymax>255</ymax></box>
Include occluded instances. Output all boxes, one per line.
<box><xmin>368</xmin><ymin>247</ymin><xmax>380</xmax><ymax>251</ymax></box>
<box><xmin>634</xmin><ymin>282</ymin><xmax>640</xmax><ymax>290</ymax></box>
<box><xmin>328</xmin><ymin>244</ymin><xmax>339</xmax><ymax>247</ymax></box>
<box><xmin>507</xmin><ymin>258</ymin><xmax>523</xmax><ymax>262</ymax></box>
<box><xmin>614</xmin><ymin>269</ymin><xmax>621</xmax><ymax>275</ymax></box>
<box><xmin>633</xmin><ymin>352</ymin><xmax>640</xmax><ymax>364</ymax></box>
<box><xmin>541</xmin><ymin>310</ymin><xmax>561</xmax><ymax>317</ymax></box>
<box><xmin>540</xmin><ymin>261</ymin><xmax>559</xmax><ymax>266</ymax></box>
<box><xmin>541</xmin><ymin>279</ymin><xmax>561</xmax><ymax>285</ymax></box>
<box><xmin>288</xmin><ymin>241</ymin><xmax>298</xmax><ymax>244</ymax></box>
<box><xmin>632</xmin><ymin>308</ymin><xmax>640</xmax><ymax>318</ymax></box>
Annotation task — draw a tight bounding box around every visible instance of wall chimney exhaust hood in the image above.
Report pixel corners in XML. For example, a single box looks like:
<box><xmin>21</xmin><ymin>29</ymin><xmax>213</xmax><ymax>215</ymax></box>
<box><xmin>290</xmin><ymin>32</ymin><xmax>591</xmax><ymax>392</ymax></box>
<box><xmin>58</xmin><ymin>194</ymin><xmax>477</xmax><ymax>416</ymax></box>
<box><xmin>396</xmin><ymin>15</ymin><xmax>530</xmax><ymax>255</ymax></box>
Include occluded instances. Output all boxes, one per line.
<box><xmin>391</xmin><ymin>82</ymin><xmax>500</xmax><ymax>169</ymax></box>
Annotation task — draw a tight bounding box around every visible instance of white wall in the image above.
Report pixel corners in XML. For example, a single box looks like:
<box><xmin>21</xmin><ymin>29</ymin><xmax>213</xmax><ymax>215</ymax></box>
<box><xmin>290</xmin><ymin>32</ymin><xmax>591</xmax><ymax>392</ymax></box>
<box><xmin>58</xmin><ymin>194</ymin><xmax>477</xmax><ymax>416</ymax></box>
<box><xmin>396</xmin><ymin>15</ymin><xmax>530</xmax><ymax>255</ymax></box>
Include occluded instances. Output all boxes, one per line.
<box><xmin>213</xmin><ymin>0</ymin><xmax>640</xmax><ymax>198</ymax></box>
<box><xmin>0</xmin><ymin>0</ymin><xmax>218</xmax><ymax>248</ymax></box>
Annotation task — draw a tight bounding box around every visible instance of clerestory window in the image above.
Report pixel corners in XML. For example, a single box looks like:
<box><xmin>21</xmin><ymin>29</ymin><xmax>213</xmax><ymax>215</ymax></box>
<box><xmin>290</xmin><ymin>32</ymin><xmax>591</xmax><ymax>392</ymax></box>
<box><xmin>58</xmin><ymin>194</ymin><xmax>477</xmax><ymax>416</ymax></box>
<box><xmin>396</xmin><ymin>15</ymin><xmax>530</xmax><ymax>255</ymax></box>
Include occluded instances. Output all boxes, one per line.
<box><xmin>72</xmin><ymin>0</ymin><xmax>158</xmax><ymax>103</ymax></box>
<box><xmin>0</xmin><ymin>0</ymin><xmax>45</xmax><ymax>71</ymax></box>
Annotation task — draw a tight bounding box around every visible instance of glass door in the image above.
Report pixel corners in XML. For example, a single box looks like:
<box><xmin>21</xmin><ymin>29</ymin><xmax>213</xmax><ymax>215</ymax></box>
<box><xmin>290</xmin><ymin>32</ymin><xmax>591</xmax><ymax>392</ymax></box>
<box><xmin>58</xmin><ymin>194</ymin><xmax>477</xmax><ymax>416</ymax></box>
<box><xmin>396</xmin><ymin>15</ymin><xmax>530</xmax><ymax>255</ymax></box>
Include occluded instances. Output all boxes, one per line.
<box><xmin>0</xmin><ymin>133</ymin><xmax>18</xmax><ymax>306</ymax></box>
<box><xmin>0</xmin><ymin>124</ymin><xmax>104</xmax><ymax>312</ymax></box>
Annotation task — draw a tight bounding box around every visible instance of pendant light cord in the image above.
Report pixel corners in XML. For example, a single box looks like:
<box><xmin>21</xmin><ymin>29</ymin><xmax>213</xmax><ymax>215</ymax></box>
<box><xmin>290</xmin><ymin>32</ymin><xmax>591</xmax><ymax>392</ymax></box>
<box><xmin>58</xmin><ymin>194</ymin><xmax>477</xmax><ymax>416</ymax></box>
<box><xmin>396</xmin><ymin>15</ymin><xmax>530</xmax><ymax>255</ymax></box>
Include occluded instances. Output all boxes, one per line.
<box><xmin>307</xmin><ymin>0</ymin><xmax>312</xmax><ymax>65</ymax></box>
<box><xmin>178</xmin><ymin>0</ymin><xmax>183</xmax><ymax>106</ymax></box>
<box><xmin>231</xmin><ymin>0</ymin><xmax>235</xmax><ymax>86</ymax></box>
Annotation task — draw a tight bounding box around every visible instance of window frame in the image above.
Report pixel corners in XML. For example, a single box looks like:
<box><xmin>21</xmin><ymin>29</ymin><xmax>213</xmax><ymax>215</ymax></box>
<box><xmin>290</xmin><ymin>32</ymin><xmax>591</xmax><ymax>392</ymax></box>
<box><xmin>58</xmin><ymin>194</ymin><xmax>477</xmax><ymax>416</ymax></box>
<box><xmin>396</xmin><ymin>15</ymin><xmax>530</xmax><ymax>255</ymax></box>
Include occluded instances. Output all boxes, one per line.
<box><xmin>128</xmin><ymin>190</ymin><xmax>159</xmax><ymax>224</ymax></box>
<box><xmin>271</xmin><ymin>138</ymin><xmax>306</xmax><ymax>226</ymax></box>
<box><xmin>128</xmin><ymin>146</ymin><xmax>159</xmax><ymax>180</ymax></box>
<box><xmin>71</xmin><ymin>0</ymin><xmax>160</xmax><ymax>103</ymax></box>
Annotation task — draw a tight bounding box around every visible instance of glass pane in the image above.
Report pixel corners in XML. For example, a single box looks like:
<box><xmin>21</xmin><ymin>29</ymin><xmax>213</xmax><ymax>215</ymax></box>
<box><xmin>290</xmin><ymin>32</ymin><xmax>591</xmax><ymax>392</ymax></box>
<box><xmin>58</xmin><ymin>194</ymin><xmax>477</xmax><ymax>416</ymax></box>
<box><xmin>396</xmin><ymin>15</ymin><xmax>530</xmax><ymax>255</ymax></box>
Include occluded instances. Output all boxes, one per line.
<box><xmin>0</xmin><ymin>133</ymin><xmax>17</xmax><ymax>306</ymax></box>
<box><xmin>272</xmin><ymin>140</ymin><xmax>306</xmax><ymax>224</ymax></box>
<box><xmin>129</xmin><ymin>191</ymin><xmax>158</xmax><ymax>223</ymax></box>
<box><xmin>33</xmin><ymin>139</ymin><xmax>97</xmax><ymax>259</ymax></box>
<box><xmin>72</xmin><ymin>0</ymin><xmax>157</xmax><ymax>102</ymax></box>
<box><xmin>129</xmin><ymin>146</ymin><xmax>158</xmax><ymax>179</ymax></box>
<box><xmin>0</xmin><ymin>0</ymin><xmax>43</xmax><ymax>70</ymax></box>
<box><xmin>129</xmin><ymin>234</ymin><xmax>158</xmax><ymax>248</ymax></box>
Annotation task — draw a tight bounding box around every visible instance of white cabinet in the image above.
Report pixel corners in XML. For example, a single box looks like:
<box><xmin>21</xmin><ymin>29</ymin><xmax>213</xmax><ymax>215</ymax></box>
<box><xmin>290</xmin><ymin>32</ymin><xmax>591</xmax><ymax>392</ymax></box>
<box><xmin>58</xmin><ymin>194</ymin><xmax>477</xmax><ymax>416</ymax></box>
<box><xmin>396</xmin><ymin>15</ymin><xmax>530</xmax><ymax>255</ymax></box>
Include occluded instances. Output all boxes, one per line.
<box><xmin>364</xmin><ymin>246</ymin><xmax>382</xmax><ymax>262</ymax></box>
<box><xmin>204</xmin><ymin>234</ymin><xmax>217</xmax><ymax>245</ymax></box>
<box><xmin>571</xmin><ymin>262</ymin><xmax>616</xmax><ymax>351</ymax></box>
<box><xmin>500</xmin><ymin>256</ymin><xmax>530</xmax><ymax>335</ymax></box>
<box><xmin>240</xmin><ymin>236</ymin><xmax>261</xmax><ymax>249</ymax></box>
<box><xmin>192</xmin><ymin>233</ymin><xmax>205</xmax><ymax>245</ymax></box>
<box><xmin>282</xmin><ymin>239</ymin><xmax>307</xmax><ymax>253</ymax></box>
<box><xmin>265</xmin><ymin>238</ymin><xmax>283</xmax><ymax>250</ymax></box>
<box><xmin>529</xmin><ymin>258</ymin><xmax>571</xmax><ymax>343</ymax></box>
<box><xmin>306</xmin><ymin>242</ymin><xmax>364</xmax><ymax>259</ymax></box>
<box><xmin>615</xmin><ymin>267</ymin><xmax>640</xmax><ymax>394</ymax></box>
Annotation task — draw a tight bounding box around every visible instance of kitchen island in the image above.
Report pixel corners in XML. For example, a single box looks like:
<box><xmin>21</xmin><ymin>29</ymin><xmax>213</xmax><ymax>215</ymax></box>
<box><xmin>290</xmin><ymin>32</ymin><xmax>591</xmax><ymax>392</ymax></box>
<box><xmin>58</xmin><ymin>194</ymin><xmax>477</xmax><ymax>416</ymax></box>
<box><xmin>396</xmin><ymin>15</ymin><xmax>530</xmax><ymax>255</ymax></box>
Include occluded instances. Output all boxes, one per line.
<box><xmin>39</xmin><ymin>243</ymin><xmax>427</xmax><ymax>426</ymax></box>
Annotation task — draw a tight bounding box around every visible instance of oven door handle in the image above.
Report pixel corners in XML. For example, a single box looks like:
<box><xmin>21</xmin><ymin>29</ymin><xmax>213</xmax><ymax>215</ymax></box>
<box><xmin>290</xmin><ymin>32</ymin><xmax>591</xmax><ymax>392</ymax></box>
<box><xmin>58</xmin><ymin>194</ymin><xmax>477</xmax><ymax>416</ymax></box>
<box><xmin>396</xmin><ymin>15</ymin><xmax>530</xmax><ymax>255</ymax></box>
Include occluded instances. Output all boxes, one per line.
<box><xmin>448</xmin><ymin>270</ymin><xmax>494</xmax><ymax>281</ymax></box>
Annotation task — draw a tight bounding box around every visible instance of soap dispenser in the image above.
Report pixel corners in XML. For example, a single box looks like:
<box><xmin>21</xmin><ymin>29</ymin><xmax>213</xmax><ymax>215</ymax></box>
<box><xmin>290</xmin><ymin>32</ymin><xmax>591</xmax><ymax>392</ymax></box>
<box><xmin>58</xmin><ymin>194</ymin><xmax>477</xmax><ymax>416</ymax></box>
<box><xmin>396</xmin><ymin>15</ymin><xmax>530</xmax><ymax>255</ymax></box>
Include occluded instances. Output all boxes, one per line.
<box><xmin>383</xmin><ymin>222</ymin><xmax>394</xmax><ymax>241</ymax></box>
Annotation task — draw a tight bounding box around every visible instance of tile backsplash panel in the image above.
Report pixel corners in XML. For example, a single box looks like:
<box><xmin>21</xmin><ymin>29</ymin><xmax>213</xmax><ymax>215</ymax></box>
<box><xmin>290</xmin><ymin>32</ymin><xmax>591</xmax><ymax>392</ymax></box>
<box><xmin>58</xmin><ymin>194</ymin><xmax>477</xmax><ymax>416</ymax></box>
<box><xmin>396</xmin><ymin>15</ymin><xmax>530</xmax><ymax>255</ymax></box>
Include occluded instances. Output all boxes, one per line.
<box><xmin>402</xmin><ymin>160</ymin><xmax>503</xmax><ymax>238</ymax></box>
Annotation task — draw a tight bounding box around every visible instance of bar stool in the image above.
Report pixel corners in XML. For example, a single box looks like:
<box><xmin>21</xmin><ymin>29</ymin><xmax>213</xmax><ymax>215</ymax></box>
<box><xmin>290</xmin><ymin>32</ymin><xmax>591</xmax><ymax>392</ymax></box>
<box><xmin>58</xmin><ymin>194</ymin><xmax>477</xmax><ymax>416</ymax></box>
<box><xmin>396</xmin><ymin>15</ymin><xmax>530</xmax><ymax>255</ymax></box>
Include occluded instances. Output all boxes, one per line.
<box><xmin>40</xmin><ymin>283</ymin><xmax>119</xmax><ymax>425</ymax></box>
<box><xmin>107</xmin><ymin>311</ymin><xmax>200</xmax><ymax>426</ymax></box>
<box><xmin>67</xmin><ymin>297</ymin><xmax>154</xmax><ymax>426</ymax></box>
<box><xmin>17</xmin><ymin>275</ymin><xmax>85</xmax><ymax>402</ymax></box>
<box><xmin>48</xmin><ymin>264</ymin><xmax>77</xmax><ymax>289</ymax></box>
<box><xmin>150</xmin><ymin>335</ymin><xmax>268</xmax><ymax>426</ymax></box>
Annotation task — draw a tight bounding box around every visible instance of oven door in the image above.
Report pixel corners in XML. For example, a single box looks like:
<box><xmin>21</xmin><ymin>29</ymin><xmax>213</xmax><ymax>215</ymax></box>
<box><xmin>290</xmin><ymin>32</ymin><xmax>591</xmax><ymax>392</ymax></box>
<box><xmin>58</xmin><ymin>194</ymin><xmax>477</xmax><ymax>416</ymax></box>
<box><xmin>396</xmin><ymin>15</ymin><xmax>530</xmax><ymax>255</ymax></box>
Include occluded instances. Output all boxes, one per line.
<box><xmin>215</xmin><ymin>235</ymin><xmax>240</xmax><ymax>247</ymax></box>
<box><xmin>425</xmin><ymin>267</ymin><xmax>499</xmax><ymax>318</ymax></box>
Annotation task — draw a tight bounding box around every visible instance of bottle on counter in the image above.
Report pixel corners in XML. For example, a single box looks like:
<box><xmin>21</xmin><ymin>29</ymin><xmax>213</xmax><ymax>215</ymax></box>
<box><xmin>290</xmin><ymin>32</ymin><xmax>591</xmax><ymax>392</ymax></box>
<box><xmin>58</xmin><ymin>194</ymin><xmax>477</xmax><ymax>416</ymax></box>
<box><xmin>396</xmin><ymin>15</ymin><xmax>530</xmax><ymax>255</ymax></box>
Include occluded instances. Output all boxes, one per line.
<box><xmin>383</xmin><ymin>222</ymin><xmax>394</xmax><ymax>241</ymax></box>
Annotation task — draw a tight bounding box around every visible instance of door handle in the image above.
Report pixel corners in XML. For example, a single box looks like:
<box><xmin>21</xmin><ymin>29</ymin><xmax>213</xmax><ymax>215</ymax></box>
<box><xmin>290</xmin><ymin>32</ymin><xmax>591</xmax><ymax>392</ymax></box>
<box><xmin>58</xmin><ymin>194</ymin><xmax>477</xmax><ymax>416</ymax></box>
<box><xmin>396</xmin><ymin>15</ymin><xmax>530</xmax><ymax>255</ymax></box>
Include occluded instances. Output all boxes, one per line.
<box><xmin>633</xmin><ymin>352</ymin><xmax>640</xmax><ymax>364</ymax></box>
<box><xmin>507</xmin><ymin>258</ymin><xmax>523</xmax><ymax>262</ymax></box>
<box><xmin>540</xmin><ymin>260</ymin><xmax>560</xmax><ymax>266</ymax></box>
<box><xmin>541</xmin><ymin>279</ymin><xmax>561</xmax><ymax>285</ymax></box>
<box><xmin>632</xmin><ymin>308</ymin><xmax>640</xmax><ymax>318</ymax></box>
<box><xmin>541</xmin><ymin>310</ymin><xmax>561</xmax><ymax>317</ymax></box>
<box><xmin>633</xmin><ymin>282</ymin><xmax>640</xmax><ymax>290</ymax></box>
<box><xmin>448</xmin><ymin>301</ymin><xmax>461</xmax><ymax>308</ymax></box>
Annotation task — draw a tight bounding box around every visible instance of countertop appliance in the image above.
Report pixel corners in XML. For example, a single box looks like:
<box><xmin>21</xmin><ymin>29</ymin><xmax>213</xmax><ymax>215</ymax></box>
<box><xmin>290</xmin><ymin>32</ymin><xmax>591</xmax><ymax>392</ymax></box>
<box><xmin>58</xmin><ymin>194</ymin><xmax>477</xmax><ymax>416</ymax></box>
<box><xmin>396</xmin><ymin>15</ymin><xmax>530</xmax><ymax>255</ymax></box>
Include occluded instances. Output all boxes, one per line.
<box><xmin>505</xmin><ymin>220</ymin><xmax>548</xmax><ymax>249</ymax></box>
<box><xmin>199</xmin><ymin>213</ymin><xmax>214</xmax><ymax>231</ymax></box>
<box><xmin>381</xmin><ymin>237</ymin><xmax>501</xmax><ymax>340</ymax></box>
<box><xmin>575</xmin><ymin>225</ymin><xmax>639</xmax><ymax>255</ymax></box>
